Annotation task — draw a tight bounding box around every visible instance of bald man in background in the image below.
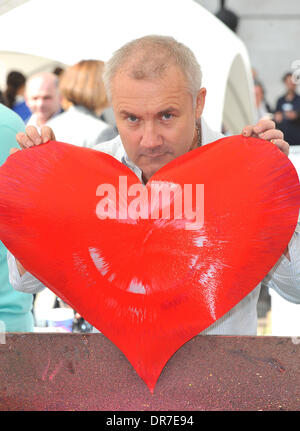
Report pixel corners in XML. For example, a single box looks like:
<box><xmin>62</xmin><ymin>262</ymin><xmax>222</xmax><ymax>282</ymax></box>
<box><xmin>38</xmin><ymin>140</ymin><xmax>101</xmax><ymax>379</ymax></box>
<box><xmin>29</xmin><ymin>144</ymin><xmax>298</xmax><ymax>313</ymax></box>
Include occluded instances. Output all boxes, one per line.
<box><xmin>25</xmin><ymin>72</ymin><xmax>62</xmax><ymax>128</ymax></box>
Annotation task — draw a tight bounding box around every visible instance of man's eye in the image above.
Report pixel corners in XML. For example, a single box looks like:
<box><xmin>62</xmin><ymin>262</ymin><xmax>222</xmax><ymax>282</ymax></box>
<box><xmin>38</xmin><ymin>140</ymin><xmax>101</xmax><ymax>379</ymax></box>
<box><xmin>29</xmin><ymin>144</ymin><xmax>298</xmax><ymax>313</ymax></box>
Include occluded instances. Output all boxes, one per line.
<box><xmin>161</xmin><ymin>113</ymin><xmax>173</xmax><ymax>120</ymax></box>
<box><xmin>128</xmin><ymin>115</ymin><xmax>139</xmax><ymax>123</ymax></box>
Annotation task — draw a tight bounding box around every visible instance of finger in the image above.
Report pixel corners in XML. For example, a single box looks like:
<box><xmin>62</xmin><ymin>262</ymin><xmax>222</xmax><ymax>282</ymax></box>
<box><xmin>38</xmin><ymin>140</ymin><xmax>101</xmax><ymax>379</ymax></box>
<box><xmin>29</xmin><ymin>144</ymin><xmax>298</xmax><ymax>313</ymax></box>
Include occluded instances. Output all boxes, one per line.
<box><xmin>241</xmin><ymin>125</ymin><xmax>253</xmax><ymax>137</ymax></box>
<box><xmin>9</xmin><ymin>148</ymin><xmax>20</xmax><ymax>155</ymax></box>
<box><xmin>258</xmin><ymin>129</ymin><xmax>284</xmax><ymax>142</ymax></box>
<box><xmin>16</xmin><ymin>131</ymin><xmax>36</xmax><ymax>149</ymax></box>
<box><xmin>253</xmin><ymin>119</ymin><xmax>276</xmax><ymax>135</ymax></box>
<box><xmin>25</xmin><ymin>125</ymin><xmax>43</xmax><ymax>146</ymax></box>
<box><xmin>40</xmin><ymin>126</ymin><xmax>56</xmax><ymax>144</ymax></box>
<box><xmin>270</xmin><ymin>139</ymin><xmax>289</xmax><ymax>156</ymax></box>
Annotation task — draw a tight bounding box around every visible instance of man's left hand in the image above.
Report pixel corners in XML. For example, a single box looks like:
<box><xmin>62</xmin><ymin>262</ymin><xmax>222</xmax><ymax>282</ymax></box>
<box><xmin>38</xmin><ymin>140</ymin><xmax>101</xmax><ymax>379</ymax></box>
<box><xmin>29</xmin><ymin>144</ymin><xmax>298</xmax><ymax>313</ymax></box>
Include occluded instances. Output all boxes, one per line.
<box><xmin>242</xmin><ymin>119</ymin><xmax>289</xmax><ymax>156</ymax></box>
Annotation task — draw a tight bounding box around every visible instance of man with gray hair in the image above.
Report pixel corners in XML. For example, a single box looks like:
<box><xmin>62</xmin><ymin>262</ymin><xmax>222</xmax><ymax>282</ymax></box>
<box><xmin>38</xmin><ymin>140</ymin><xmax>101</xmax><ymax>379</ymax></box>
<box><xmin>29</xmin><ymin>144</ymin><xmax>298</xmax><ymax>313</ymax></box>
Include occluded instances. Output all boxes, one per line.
<box><xmin>25</xmin><ymin>72</ymin><xmax>62</xmax><ymax>129</ymax></box>
<box><xmin>9</xmin><ymin>35</ymin><xmax>300</xmax><ymax>335</ymax></box>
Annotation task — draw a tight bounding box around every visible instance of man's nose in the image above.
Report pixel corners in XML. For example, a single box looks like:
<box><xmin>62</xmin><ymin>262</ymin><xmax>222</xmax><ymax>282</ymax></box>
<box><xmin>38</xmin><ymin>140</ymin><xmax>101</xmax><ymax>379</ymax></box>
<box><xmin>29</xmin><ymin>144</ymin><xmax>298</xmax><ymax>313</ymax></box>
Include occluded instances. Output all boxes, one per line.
<box><xmin>36</xmin><ymin>98</ymin><xmax>44</xmax><ymax>108</ymax></box>
<box><xmin>140</xmin><ymin>122</ymin><xmax>162</xmax><ymax>148</ymax></box>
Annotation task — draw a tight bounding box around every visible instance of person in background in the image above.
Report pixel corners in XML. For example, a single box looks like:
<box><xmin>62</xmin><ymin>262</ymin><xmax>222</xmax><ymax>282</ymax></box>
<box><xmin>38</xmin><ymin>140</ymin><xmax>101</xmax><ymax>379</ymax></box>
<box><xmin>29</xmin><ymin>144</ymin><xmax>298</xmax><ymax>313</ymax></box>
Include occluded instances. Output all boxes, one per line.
<box><xmin>0</xmin><ymin>103</ymin><xmax>34</xmax><ymax>332</ymax></box>
<box><xmin>25</xmin><ymin>72</ymin><xmax>62</xmax><ymax>129</ymax></box>
<box><xmin>46</xmin><ymin>59</ymin><xmax>117</xmax><ymax>147</ymax></box>
<box><xmin>254</xmin><ymin>80</ymin><xmax>272</xmax><ymax>122</ymax></box>
<box><xmin>52</xmin><ymin>66</ymin><xmax>65</xmax><ymax>78</ymax></box>
<box><xmin>4</xmin><ymin>71</ymin><xmax>31</xmax><ymax>123</ymax></box>
<box><xmin>274</xmin><ymin>72</ymin><xmax>300</xmax><ymax>146</ymax></box>
<box><xmin>0</xmin><ymin>89</ymin><xmax>6</xmax><ymax>105</ymax></box>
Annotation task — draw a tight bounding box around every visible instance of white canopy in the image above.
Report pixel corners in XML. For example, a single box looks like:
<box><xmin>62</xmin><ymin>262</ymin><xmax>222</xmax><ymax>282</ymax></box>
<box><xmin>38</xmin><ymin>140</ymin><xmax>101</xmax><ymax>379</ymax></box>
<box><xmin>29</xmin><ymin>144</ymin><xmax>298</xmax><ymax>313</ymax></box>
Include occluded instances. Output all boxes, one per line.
<box><xmin>0</xmin><ymin>0</ymin><xmax>255</xmax><ymax>133</ymax></box>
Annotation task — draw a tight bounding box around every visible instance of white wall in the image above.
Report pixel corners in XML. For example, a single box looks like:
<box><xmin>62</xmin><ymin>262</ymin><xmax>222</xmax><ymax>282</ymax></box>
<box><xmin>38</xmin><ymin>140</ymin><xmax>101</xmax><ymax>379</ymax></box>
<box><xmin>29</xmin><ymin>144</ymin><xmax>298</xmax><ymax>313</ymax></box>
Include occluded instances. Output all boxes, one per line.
<box><xmin>194</xmin><ymin>0</ymin><xmax>300</xmax><ymax>108</ymax></box>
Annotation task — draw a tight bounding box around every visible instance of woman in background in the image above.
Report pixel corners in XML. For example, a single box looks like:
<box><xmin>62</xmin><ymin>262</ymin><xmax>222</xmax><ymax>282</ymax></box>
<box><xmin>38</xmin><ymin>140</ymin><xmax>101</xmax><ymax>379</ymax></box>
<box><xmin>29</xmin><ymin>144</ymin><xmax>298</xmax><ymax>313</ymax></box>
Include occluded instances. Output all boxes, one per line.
<box><xmin>47</xmin><ymin>60</ymin><xmax>117</xmax><ymax>147</ymax></box>
<box><xmin>4</xmin><ymin>71</ymin><xmax>31</xmax><ymax>123</ymax></box>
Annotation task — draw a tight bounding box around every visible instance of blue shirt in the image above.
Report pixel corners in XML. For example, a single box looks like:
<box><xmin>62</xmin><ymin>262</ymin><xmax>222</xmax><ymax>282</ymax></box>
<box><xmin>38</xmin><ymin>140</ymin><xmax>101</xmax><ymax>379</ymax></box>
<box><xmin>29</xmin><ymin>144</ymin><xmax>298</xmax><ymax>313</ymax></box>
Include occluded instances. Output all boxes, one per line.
<box><xmin>0</xmin><ymin>103</ymin><xmax>34</xmax><ymax>331</ymax></box>
<box><xmin>12</xmin><ymin>99</ymin><xmax>32</xmax><ymax>124</ymax></box>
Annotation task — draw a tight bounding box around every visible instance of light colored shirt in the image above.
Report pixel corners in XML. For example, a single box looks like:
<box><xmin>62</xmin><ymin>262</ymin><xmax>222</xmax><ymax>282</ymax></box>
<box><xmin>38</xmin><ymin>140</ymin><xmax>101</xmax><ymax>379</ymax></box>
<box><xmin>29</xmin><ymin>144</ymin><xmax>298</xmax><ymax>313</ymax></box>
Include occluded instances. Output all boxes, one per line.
<box><xmin>26</xmin><ymin>109</ymin><xmax>62</xmax><ymax>129</ymax></box>
<box><xmin>46</xmin><ymin>105</ymin><xmax>116</xmax><ymax>148</ymax></box>
<box><xmin>7</xmin><ymin>117</ymin><xmax>300</xmax><ymax>335</ymax></box>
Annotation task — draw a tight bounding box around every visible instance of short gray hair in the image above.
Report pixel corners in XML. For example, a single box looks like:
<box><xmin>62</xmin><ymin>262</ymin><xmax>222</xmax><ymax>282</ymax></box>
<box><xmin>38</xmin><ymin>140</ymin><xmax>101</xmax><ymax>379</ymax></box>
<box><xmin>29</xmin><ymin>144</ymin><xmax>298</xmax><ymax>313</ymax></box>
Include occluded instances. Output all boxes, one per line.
<box><xmin>103</xmin><ymin>35</ymin><xmax>202</xmax><ymax>104</ymax></box>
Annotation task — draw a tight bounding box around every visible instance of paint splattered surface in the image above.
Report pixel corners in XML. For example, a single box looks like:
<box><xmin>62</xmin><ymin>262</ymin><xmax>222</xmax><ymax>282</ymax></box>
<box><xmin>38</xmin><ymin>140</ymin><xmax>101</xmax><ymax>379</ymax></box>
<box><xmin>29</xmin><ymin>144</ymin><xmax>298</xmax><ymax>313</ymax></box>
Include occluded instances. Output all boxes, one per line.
<box><xmin>0</xmin><ymin>333</ymin><xmax>300</xmax><ymax>411</ymax></box>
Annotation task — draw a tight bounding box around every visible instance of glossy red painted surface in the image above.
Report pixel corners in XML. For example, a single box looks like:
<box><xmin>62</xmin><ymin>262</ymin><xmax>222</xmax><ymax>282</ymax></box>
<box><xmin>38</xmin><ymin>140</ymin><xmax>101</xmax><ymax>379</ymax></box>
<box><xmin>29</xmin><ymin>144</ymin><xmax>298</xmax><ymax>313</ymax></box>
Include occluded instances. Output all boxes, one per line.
<box><xmin>0</xmin><ymin>136</ymin><xmax>299</xmax><ymax>391</ymax></box>
<box><xmin>1</xmin><ymin>334</ymin><xmax>300</xmax><ymax>411</ymax></box>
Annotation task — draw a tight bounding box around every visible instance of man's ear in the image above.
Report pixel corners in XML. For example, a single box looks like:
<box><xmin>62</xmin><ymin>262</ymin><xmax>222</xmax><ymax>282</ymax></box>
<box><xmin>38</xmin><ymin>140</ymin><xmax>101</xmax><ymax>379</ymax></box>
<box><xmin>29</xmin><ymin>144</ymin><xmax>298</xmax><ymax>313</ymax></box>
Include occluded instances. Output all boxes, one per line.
<box><xmin>195</xmin><ymin>87</ymin><xmax>206</xmax><ymax>119</ymax></box>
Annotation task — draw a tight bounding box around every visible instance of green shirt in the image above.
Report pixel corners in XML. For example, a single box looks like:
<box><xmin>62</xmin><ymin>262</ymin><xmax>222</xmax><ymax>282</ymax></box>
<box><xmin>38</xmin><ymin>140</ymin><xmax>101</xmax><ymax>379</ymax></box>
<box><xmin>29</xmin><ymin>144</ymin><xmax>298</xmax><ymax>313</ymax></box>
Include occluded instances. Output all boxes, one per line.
<box><xmin>0</xmin><ymin>103</ymin><xmax>34</xmax><ymax>331</ymax></box>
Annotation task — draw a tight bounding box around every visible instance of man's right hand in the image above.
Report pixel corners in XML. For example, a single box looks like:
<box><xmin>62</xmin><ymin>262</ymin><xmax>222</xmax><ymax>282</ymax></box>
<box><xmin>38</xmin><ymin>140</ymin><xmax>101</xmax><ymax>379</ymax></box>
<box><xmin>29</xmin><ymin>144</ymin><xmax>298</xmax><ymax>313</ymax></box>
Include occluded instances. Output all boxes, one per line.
<box><xmin>16</xmin><ymin>125</ymin><xmax>56</xmax><ymax>149</ymax></box>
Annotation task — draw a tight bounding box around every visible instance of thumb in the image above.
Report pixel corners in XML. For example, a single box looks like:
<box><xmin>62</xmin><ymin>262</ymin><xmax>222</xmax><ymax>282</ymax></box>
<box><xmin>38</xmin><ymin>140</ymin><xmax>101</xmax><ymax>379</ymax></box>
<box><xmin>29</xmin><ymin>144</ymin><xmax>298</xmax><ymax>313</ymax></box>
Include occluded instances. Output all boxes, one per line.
<box><xmin>10</xmin><ymin>147</ymin><xmax>20</xmax><ymax>155</ymax></box>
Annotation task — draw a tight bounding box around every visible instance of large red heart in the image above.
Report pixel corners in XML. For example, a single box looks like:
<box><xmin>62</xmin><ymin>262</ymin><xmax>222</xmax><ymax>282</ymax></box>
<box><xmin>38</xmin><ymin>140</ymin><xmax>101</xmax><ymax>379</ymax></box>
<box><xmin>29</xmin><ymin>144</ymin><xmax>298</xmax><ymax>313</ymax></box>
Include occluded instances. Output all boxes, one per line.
<box><xmin>0</xmin><ymin>136</ymin><xmax>299</xmax><ymax>392</ymax></box>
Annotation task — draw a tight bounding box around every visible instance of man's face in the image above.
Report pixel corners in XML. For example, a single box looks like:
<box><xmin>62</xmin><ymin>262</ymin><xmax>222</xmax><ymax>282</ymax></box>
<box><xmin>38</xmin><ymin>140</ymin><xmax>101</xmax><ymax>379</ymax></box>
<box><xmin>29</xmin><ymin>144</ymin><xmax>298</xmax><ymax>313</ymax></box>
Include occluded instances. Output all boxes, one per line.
<box><xmin>111</xmin><ymin>65</ymin><xmax>206</xmax><ymax>182</ymax></box>
<box><xmin>284</xmin><ymin>75</ymin><xmax>296</xmax><ymax>92</ymax></box>
<box><xmin>25</xmin><ymin>77</ymin><xmax>61</xmax><ymax>125</ymax></box>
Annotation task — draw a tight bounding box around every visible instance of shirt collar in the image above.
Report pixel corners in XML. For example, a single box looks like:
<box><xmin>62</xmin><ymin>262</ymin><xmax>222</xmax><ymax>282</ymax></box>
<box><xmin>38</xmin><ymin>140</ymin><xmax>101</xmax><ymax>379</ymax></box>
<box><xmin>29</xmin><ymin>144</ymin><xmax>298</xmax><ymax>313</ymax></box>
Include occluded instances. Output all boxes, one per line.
<box><xmin>121</xmin><ymin>152</ymin><xmax>144</xmax><ymax>183</ymax></box>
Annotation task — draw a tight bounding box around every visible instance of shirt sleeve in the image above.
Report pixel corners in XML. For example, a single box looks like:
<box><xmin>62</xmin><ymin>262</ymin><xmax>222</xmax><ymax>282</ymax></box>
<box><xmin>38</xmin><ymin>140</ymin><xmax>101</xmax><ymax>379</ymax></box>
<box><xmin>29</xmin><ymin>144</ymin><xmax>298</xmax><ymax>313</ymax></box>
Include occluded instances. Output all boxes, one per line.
<box><xmin>7</xmin><ymin>250</ymin><xmax>46</xmax><ymax>294</ymax></box>
<box><xmin>263</xmin><ymin>222</ymin><xmax>300</xmax><ymax>303</ymax></box>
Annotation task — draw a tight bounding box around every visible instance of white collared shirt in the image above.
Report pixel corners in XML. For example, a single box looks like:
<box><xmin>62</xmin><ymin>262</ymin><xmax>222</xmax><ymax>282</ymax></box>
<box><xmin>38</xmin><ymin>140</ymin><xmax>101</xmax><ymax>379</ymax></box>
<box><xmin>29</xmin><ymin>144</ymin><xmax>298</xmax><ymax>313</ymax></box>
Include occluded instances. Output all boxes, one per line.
<box><xmin>26</xmin><ymin>109</ymin><xmax>63</xmax><ymax>130</ymax></box>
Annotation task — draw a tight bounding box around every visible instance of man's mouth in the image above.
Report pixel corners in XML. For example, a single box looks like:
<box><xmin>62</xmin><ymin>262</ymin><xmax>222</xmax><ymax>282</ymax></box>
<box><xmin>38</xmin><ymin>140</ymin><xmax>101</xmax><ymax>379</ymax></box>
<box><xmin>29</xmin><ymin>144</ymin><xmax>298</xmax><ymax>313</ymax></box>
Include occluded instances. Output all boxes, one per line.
<box><xmin>142</xmin><ymin>150</ymin><xmax>170</xmax><ymax>159</ymax></box>
<box><xmin>146</xmin><ymin>153</ymin><xmax>167</xmax><ymax>159</ymax></box>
